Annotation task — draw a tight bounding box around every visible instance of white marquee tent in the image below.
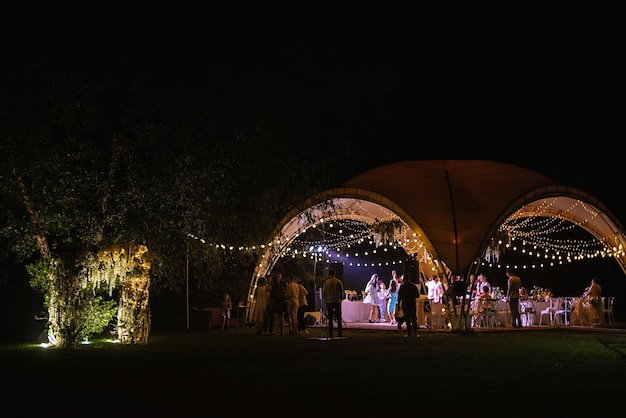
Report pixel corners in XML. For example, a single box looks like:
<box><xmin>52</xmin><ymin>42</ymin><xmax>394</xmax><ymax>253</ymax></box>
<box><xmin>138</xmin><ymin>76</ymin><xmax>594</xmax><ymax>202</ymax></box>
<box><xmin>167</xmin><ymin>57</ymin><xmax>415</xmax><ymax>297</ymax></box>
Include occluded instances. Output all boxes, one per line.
<box><xmin>246</xmin><ymin>160</ymin><xmax>626</xmax><ymax>314</ymax></box>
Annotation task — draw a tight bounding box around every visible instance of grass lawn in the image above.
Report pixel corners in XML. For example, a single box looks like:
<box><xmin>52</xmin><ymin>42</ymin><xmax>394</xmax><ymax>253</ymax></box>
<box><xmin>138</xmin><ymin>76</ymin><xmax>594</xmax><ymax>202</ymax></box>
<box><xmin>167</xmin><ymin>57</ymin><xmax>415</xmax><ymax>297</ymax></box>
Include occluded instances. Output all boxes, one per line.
<box><xmin>3</xmin><ymin>326</ymin><xmax>626</xmax><ymax>417</ymax></box>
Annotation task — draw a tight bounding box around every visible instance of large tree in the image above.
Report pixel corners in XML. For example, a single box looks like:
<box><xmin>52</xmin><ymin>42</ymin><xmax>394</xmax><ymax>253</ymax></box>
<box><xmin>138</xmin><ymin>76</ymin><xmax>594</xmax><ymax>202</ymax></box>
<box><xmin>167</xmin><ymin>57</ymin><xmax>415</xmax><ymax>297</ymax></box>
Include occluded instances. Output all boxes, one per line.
<box><xmin>0</xmin><ymin>44</ymin><xmax>352</xmax><ymax>347</ymax></box>
<box><xmin>2</xmin><ymin>4</ymin><xmax>416</xmax><ymax>346</ymax></box>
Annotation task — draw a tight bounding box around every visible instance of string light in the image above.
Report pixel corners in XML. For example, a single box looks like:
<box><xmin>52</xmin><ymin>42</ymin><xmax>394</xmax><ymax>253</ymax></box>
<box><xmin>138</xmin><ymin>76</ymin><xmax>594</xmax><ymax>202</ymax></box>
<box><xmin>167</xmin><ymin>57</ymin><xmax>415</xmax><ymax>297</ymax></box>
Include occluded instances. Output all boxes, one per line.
<box><xmin>190</xmin><ymin>197</ymin><xmax>625</xmax><ymax>272</ymax></box>
<box><xmin>188</xmin><ymin>218</ymin><xmax>417</xmax><ymax>269</ymax></box>
<box><xmin>484</xmin><ymin>199</ymin><xmax>626</xmax><ymax>269</ymax></box>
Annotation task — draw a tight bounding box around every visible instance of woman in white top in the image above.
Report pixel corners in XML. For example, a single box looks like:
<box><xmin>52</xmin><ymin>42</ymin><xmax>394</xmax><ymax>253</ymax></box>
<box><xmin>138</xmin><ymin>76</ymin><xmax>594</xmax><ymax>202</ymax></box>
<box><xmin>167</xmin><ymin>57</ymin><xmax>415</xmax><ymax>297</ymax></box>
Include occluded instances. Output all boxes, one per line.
<box><xmin>363</xmin><ymin>274</ymin><xmax>381</xmax><ymax>323</ymax></box>
<box><xmin>377</xmin><ymin>279</ymin><xmax>389</xmax><ymax>322</ymax></box>
<box><xmin>425</xmin><ymin>275</ymin><xmax>437</xmax><ymax>301</ymax></box>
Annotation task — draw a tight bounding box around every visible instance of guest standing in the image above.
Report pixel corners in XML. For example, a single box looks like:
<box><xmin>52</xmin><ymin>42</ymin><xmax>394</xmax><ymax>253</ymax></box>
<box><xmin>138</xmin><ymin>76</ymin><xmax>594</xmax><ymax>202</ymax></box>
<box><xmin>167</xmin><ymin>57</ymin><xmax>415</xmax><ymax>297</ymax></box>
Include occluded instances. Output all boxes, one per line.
<box><xmin>505</xmin><ymin>269</ymin><xmax>522</xmax><ymax>328</ymax></box>
<box><xmin>433</xmin><ymin>275</ymin><xmax>444</xmax><ymax>303</ymax></box>
<box><xmin>270</xmin><ymin>271</ymin><xmax>287</xmax><ymax>335</ymax></box>
<box><xmin>264</xmin><ymin>274</ymin><xmax>273</xmax><ymax>334</ymax></box>
<box><xmin>254</xmin><ymin>276</ymin><xmax>269</xmax><ymax>335</ymax></box>
<box><xmin>363</xmin><ymin>274</ymin><xmax>381</xmax><ymax>323</ymax></box>
<box><xmin>323</xmin><ymin>267</ymin><xmax>345</xmax><ymax>338</ymax></box>
<box><xmin>398</xmin><ymin>272</ymin><xmax>419</xmax><ymax>337</ymax></box>
<box><xmin>388</xmin><ymin>278</ymin><xmax>399</xmax><ymax>325</ymax></box>
<box><xmin>450</xmin><ymin>274</ymin><xmax>469</xmax><ymax>303</ymax></box>
<box><xmin>377</xmin><ymin>279</ymin><xmax>389</xmax><ymax>322</ymax></box>
<box><xmin>395</xmin><ymin>274</ymin><xmax>405</xmax><ymax>329</ymax></box>
<box><xmin>297</xmin><ymin>279</ymin><xmax>309</xmax><ymax>334</ymax></box>
<box><xmin>221</xmin><ymin>291</ymin><xmax>232</xmax><ymax>331</ymax></box>
<box><xmin>286</xmin><ymin>274</ymin><xmax>300</xmax><ymax>335</ymax></box>
<box><xmin>467</xmin><ymin>274</ymin><xmax>477</xmax><ymax>298</ymax></box>
<box><xmin>425</xmin><ymin>275</ymin><xmax>437</xmax><ymax>301</ymax></box>
<box><xmin>390</xmin><ymin>269</ymin><xmax>400</xmax><ymax>289</ymax></box>
<box><xmin>476</xmin><ymin>273</ymin><xmax>491</xmax><ymax>297</ymax></box>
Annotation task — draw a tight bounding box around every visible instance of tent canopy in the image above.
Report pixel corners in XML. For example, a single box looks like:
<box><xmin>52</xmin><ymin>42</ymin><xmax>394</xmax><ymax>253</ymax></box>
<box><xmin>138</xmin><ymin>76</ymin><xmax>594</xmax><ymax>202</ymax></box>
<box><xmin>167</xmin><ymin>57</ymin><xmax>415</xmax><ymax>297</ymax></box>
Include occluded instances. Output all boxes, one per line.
<box><xmin>337</xmin><ymin>160</ymin><xmax>626</xmax><ymax>275</ymax></box>
<box><xmin>248</xmin><ymin>160</ymin><xmax>626</xmax><ymax>305</ymax></box>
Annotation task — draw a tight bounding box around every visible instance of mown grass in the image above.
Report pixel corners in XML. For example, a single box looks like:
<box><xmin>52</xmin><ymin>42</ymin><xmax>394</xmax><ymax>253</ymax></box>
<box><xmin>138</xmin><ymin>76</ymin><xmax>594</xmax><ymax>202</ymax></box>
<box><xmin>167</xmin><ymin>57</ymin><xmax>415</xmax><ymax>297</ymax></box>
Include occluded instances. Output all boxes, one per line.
<box><xmin>3</xmin><ymin>327</ymin><xmax>626</xmax><ymax>417</ymax></box>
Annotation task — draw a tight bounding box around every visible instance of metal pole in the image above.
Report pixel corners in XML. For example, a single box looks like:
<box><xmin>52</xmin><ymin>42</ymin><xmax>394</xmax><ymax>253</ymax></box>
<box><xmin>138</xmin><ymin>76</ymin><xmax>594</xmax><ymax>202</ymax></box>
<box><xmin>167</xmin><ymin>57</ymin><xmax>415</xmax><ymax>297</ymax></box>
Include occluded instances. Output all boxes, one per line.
<box><xmin>313</xmin><ymin>253</ymin><xmax>318</xmax><ymax>286</ymax></box>
<box><xmin>186</xmin><ymin>240</ymin><xmax>189</xmax><ymax>331</ymax></box>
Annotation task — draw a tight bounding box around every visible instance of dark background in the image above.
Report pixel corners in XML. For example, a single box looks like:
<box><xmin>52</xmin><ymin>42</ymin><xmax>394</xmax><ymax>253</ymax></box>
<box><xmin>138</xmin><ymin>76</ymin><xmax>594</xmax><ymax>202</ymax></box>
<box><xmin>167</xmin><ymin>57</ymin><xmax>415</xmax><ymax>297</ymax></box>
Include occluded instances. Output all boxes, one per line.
<box><xmin>3</xmin><ymin>4</ymin><xmax>624</xmax><ymax>196</ymax></box>
<box><xmin>2</xmin><ymin>4</ymin><xmax>625</xmax><ymax>337</ymax></box>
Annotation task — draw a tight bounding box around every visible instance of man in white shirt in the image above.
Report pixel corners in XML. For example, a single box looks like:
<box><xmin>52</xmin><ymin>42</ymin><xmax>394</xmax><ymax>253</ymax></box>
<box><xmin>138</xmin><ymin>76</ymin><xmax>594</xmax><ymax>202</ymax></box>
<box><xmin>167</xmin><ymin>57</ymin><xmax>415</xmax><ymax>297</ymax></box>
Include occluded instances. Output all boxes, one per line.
<box><xmin>425</xmin><ymin>275</ymin><xmax>437</xmax><ymax>301</ymax></box>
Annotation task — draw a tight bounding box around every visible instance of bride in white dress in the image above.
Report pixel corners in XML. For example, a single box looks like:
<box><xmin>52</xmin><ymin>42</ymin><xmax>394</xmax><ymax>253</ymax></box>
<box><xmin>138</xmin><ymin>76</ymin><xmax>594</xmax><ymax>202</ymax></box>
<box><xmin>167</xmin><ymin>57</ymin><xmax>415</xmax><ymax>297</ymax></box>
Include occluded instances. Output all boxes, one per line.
<box><xmin>363</xmin><ymin>274</ymin><xmax>381</xmax><ymax>322</ymax></box>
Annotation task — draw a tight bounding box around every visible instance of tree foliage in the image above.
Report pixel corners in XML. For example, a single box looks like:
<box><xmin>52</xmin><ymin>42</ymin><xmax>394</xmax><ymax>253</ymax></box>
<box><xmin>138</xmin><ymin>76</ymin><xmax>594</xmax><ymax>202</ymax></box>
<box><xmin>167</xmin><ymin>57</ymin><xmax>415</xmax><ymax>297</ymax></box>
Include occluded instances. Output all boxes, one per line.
<box><xmin>0</xmin><ymin>38</ymin><xmax>362</xmax><ymax>345</ymax></box>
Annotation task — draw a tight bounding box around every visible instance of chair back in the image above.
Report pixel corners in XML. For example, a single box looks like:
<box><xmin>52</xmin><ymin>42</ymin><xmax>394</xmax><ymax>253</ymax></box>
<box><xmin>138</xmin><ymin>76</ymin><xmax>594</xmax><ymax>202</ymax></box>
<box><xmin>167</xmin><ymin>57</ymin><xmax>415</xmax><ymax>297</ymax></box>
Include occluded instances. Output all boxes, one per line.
<box><xmin>554</xmin><ymin>297</ymin><xmax>574</xmax><ymax>325</ymax></box>
<box><xmin>551</xmin><ymin>297</ymin><xmax>563</xmax><ymax>311</ymax></box>
<box><xmin>603</xmin><ymin>296</ymin><xmax>615</xmax><ymax>324</ymax></box>
<box><xmin>520</xmin><ymin>299</ymin><xmax>535</xmax><ymax>314</ymax></box>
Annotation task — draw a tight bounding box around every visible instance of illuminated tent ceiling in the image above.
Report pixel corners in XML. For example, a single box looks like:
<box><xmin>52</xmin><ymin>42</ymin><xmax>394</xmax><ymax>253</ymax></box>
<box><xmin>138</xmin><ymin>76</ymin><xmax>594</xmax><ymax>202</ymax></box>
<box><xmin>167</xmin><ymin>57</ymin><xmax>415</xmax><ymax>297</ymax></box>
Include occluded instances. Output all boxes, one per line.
<box><xmin>337</xmin><ymin>160</ymin><xmax>626</xmax><ymax>275</ymax></box>
<box><xmin>251</xmin><ymin>160</ymin><xmax>626</xmax><ymax>287</ymax></box>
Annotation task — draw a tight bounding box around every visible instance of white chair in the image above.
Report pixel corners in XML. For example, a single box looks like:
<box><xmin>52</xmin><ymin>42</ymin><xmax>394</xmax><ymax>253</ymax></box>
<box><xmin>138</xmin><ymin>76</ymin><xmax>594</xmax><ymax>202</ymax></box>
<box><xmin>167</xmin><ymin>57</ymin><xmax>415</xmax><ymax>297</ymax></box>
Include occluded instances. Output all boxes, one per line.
<box><xmin>484</xmin><ymin>302</ymin><xmax>499</xmax><ymax>328</ymax></box>
<box><xmin>554</xmin><ymin>297</ymin><xmax>573</xmax><ymax>325</ymax></box>
<box><xmin>470</xmin><ymin>306</ymin><xmax>487</xmax><ymax>328</ymax></box>
<box><xmin>519</xmin><ymin>299</ymin><xmax>536</xmax><ymax>326</ymax></box>
<box><xmin>603</xmin><ymin>296</ymin><xmax>615</xmax><ymax>325</ymax></box>
<box><xmin>470</xmin><ymin>298</ymin><xmax>497</xmax><ymax>328</ymax></box>
<box><xmin>539</xmin><ymin>298</ymin><xmax>561</xmax><ymax>326</ymax></box>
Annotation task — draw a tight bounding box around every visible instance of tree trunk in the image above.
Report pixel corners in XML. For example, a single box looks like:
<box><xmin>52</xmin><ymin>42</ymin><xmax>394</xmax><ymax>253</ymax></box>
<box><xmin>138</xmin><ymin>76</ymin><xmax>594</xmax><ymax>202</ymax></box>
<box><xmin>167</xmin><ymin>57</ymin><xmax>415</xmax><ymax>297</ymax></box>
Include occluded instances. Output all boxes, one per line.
<box><xmin>117</xmin><ymin>245</ymin><xmax>152</xmax><ymax>344</ymax></box>
<box><xmin>46</xmin><ymin>259</ymin><xmax>84</xmax><ymax>349</ymax></box>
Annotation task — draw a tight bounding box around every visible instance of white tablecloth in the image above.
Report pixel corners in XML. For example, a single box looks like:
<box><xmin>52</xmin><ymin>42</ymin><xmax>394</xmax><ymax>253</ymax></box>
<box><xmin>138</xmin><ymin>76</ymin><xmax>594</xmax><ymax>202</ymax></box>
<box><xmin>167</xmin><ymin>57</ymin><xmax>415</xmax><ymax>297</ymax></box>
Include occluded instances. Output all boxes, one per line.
<box><xmin>492</xmin><ymin>299</ymin><xmax>549</xmax><ymax>326</ymax></box>
<box><xmin>342</xmin><ymin>300</ymin><xmax>373</xmax><ymax>322</ymax></box>
<box><xmin>531</xmin><ymin>301</ymin><xmax>550</xmax><ymax>325</ymax></box>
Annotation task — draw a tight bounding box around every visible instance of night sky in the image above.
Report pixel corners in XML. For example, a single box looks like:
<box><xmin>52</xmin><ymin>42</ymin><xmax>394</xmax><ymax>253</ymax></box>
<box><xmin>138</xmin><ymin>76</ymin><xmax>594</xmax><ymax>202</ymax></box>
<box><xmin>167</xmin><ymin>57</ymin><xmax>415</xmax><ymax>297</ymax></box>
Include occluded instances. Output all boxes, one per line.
<box><xmin>3</xmin><ymin>5</ymin><xmax>625</xmax><ymax>274</ymax></box>
<box><xmin>4</xmin><ymin>4</ymin><xmax>624</xmax><ymax>208</ymax></box>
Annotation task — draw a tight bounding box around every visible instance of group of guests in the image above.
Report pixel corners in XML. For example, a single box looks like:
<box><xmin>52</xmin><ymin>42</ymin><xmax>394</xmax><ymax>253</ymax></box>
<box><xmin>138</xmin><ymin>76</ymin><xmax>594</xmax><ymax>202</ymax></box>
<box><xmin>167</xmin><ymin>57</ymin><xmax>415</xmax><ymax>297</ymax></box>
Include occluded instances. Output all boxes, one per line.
<box><xmin>362</xmin><ymin>270</ymin><xmax>450</xmax><ymax>331</ymax></box>
<box><xmin>483</xmin><ymin>271</ymin><xmax>606</xmax><ymax>329</ymax></box>
<box><xmin>360</xmin><ymin>269</ymin><xmax>536</xmax><ymax>331</ymax></box>
<box><xmin>252</xmin><ymin>268</ymin><xmax>350</xmax><ymax>338</ymax></box>
<box><xmin>467</xmin><ymin>271</ymin><xmax>607</xmax><ymax>329</ymax></box>
<box><xmin>253</xmin><ymin>268</ymin><xmax>606</xmax><ymax>337</ymax></box>
<box><xmin>425</xmin><ymin>274</ymin><xmax>445</xmax><ymax>303</ymax></box>
<box><xmin>468</xmin><ymin>270</ymin><xmax>523</xmax><ymax>328</ymax></box>
<box><xmin>363</xmin><ymin>270</ymin><xmax>401</xmax><ymax>324</ymax></box>
<box><xmin>253</xmin><ymin>271</ymin><xmax>310</xmax><ymax>336</ymax></box>
<box><xmin>466</xmin><ymin>274</ymin><xmax>500</xmax><ymax>327</ymax></box>
<box><xmin>362</xmin><ymin>270</ymin><xmax>421</xmax><ymax>337</ymax></box>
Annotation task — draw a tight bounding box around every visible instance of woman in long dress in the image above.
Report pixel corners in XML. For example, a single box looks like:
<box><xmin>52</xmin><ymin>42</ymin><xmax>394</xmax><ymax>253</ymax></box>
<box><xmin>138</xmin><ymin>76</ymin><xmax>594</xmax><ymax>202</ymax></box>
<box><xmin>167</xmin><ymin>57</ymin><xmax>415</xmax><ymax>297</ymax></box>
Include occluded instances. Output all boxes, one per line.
<box><xmin>254</xmin><ymin>276</ymin><xmax>269</xmax><ymax>335</ymax></box>
<box><xmin>571</xmin><ymin>278</ymin><xmax>603</xmax><ymax>325</ymax></box>
<box><xmin>388</xmin><ymin>279</ymin><xmax>399</xmax><ymax>325</ymax></box>
<box><xmin>363</xmin><ymin>274</ymin><xmax>381</xmax><ymax>323</ymax></box>
<box><xmin>585</xmin><ymin>277</ymin><xmax>603</xmax><ymax>324</ymax></box>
